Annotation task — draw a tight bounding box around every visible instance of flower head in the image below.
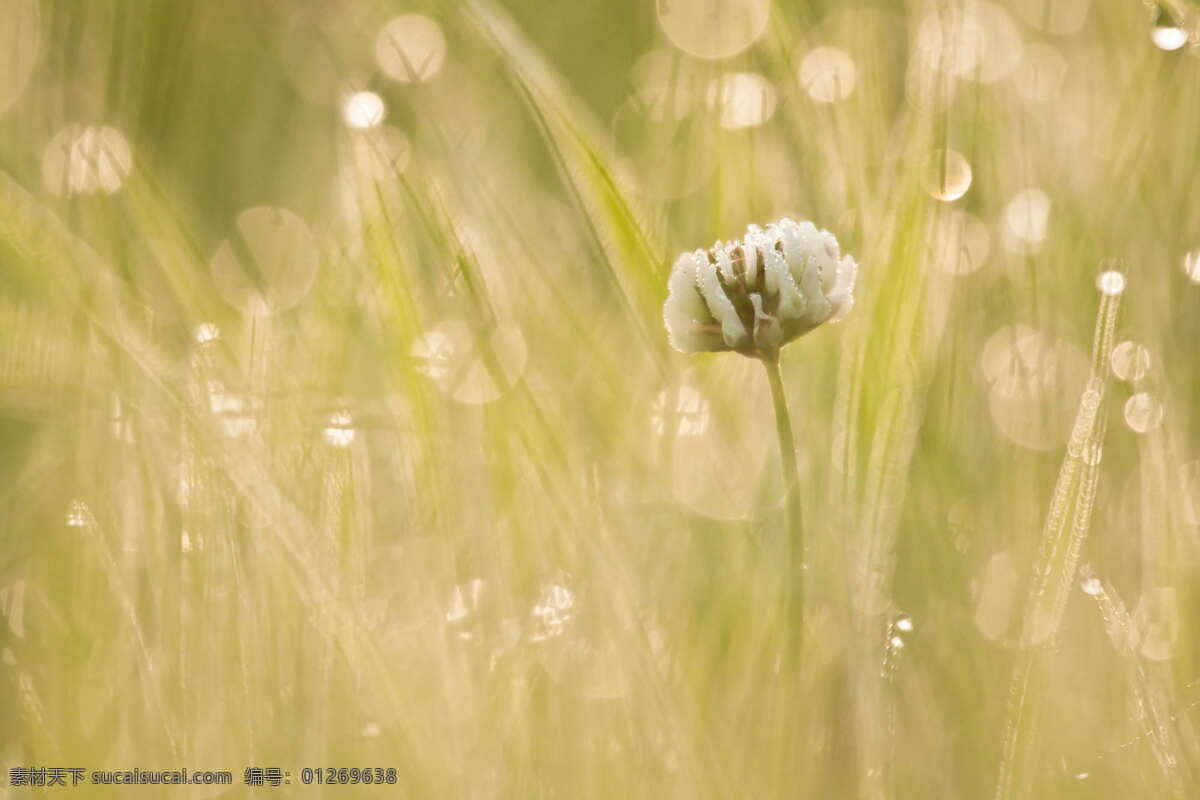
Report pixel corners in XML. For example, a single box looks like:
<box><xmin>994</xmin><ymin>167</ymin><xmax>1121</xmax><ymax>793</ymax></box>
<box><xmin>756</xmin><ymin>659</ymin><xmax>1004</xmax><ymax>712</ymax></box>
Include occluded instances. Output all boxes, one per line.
<box><xmin>663</xmin><ymin>218</ymin><xmax>857</xmax><ymax>358</ymax></box>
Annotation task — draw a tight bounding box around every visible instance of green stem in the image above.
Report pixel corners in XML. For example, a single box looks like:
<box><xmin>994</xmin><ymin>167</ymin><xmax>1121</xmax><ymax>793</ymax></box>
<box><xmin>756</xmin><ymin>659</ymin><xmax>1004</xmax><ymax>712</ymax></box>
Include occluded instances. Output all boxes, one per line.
<box><xmin>763</xmin><ymin>354</ymin><xmax>804</xmax><ymax>649</ymax></box>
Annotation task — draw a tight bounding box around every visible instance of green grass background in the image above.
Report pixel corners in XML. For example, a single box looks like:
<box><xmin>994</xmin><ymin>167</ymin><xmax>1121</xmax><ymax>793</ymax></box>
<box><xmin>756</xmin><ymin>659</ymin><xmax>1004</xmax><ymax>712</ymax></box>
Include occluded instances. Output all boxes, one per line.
<box><xmin>1</xmin><ymin>0</ymin><xmax>1199</xmax><ymax>797</ymax></box>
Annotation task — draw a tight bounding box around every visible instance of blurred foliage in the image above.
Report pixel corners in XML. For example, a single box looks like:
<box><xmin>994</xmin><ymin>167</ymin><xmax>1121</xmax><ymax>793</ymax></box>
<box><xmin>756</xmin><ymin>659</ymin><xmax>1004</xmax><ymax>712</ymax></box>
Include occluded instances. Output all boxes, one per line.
<box><xmin>1</xmin><ymin>0</ymin><xmax>1200</xmax><ymax>797</ymax></box>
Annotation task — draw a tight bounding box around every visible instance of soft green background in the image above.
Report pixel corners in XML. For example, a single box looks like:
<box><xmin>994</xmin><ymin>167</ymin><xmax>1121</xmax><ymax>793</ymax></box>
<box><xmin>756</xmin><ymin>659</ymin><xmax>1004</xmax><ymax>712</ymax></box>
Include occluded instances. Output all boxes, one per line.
<box><xmin>1</xmin><ymin>0</ymin><xmax>1198</xmax><ymax>797</ymax></box>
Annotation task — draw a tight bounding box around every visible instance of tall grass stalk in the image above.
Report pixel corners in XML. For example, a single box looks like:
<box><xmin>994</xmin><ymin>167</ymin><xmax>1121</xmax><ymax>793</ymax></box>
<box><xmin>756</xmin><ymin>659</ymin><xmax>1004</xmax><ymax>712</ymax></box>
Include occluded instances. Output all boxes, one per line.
<box><xmin>762</xmin><ymin>353</ymin><xmax>803</xmax><ymax>652</ymax></box>
<box><xmin>995</xmin><ymin>287</ymin><xmax>1121</xmax><ymax>800</ymax></box>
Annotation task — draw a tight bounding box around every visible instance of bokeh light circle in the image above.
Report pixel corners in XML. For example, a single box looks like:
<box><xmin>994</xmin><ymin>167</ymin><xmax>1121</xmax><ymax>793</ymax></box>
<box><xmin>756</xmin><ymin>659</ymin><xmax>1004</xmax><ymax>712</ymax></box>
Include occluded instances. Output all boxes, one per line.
<box><xmin>376</xmin><ymin>14</ymin><xmax>446</xmax><ymax>83</ymax></box>
<box><xmin>923</xmin><ymin>149</ymin><xmax>972</xmax><ymax>202</ymax></box>
<box><xmin>42</xmin><ymin>125</ymin><xmax>133</xmax><ymax>197</ymax></box>
<box><xmin>412</xmin><ymin>319</ymin><xmax>528</xmax><ymax>405</ymax></box>
<box><xmin>1124</xmin><ymin>392</ymin><xmax>1163</xmax><ymax>433</ymax></box>
<box><xmin>706</xmin><ymin>72</ymin><xmax>777</xmax><ymax>128</ymax></box>
<box><xmin>657</xmin><ymin>0</ymin><xmax>770</xmax><ymax>61</ymax></box>
<box><xmin>798</xmin><ymin>46</ymin><xmax>857</xmax><ymax>103</ymax></box>
<box><xmin>343</xmin><ymin>91</ymin><xmax>386</xmax><ymax>129</ymax></box>
<box><xmin>210</xmin><ymin>207</ymin><xmax>320</xmax><ymax>316</ymax></box>
<box><xmin>1110</xmin><ymin>341</ymin><xmax>1150</xmax><ymax>382</ymax></box>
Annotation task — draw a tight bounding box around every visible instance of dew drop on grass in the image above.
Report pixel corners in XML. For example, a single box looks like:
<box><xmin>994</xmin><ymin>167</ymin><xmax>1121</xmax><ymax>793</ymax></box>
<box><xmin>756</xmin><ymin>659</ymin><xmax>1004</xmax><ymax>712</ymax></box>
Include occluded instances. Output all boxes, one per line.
<box><xmin>798</xmin><ymin>47</ymin><xmax>857</xmax><ymax>103</ymax></box>
<box><xmin>1151</xmin><ymin>25</ymin><xmax>1188</xmax><ymax>51</ymax></box>
<box><xmin>1080</xmin><ymin>576</ymin><xmax>1102</xmax><ymax>596</ymax></box>
<box><xmin>1123</xmin><ymin>392</ymin><xmax>1163</xmax><ymax>433</ymax></box>
<box><xmin>923</xmin><ymin>149</ymin><xmax>972</xmax><ymax>202</ymax></box>
<box><xmin>657</xmin><ymin>0</ymin><xmax>770</xmax><ymax>61</ymax></box>
<box><xmin>894</xmin><ymin>614</ymin><xmax>914</xmax><ymax>632</ymax></box>
<box><xmin>1081</xmin><ymin>440</ymin><xmax>1103</xmax><ymax>466</ymax></box>
<box><xmin>1110</xmin><ymin>341</ymin><xmax>1150</xmax><ymax>382</ymax></box>
<box><xmin>1096</xmin><ymin>270</ymin><xmax>1126</xmax><ymax>296</ymax></box>
<box><xmin>376</xmin><ymin>14</ymin><xmax>445</xmax><ymax>83</ymax></box>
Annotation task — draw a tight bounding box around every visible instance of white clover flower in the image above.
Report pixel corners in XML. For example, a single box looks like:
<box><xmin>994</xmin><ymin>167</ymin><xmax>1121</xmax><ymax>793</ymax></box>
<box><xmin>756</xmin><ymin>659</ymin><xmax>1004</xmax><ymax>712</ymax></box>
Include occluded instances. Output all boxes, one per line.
<box><xmin>663</xmin><ymin>218</ymin><xmax>858</xmax><ymax>358</ymax></box>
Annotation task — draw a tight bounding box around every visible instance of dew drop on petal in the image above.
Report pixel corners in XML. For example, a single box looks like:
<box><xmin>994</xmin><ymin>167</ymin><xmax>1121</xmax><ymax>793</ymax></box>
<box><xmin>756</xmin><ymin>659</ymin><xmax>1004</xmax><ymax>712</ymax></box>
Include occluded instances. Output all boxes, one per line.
<box><xmin>798</xmin><ymin>46</ymin><xmax>857</xmax><ymax>103</ymax></box>
<box><xmin>1110</xmin><ymin>341</ymin><xmax>1150</xmax><ymax>382</ymax></box>
<box><xmin>657</xmin><ymin>0</ymin><xmax>770</xmax><ymax>61</ymax></box>
<box><xmin>923</xmin><ymin>148</ymin><xmax>972</xmax><ymax>202</ymax></box>
<box><xmin>1124</xmin><ymin>392</ymin><xmax>1163</xmax><ymax>433</ymax></box>
<box><xmin>376</xmin><ymin>14</ymin><xmax>446</xmax><ymax>83</ymax></box>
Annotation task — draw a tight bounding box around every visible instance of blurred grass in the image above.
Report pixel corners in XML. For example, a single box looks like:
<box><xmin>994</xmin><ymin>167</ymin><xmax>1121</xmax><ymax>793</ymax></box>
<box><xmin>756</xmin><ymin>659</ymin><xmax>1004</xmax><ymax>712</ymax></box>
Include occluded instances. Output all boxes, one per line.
<box><xmin>2</xmin><ymin>0</ymin><xmax>1200</xmax><ymax>798</ymax></box>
